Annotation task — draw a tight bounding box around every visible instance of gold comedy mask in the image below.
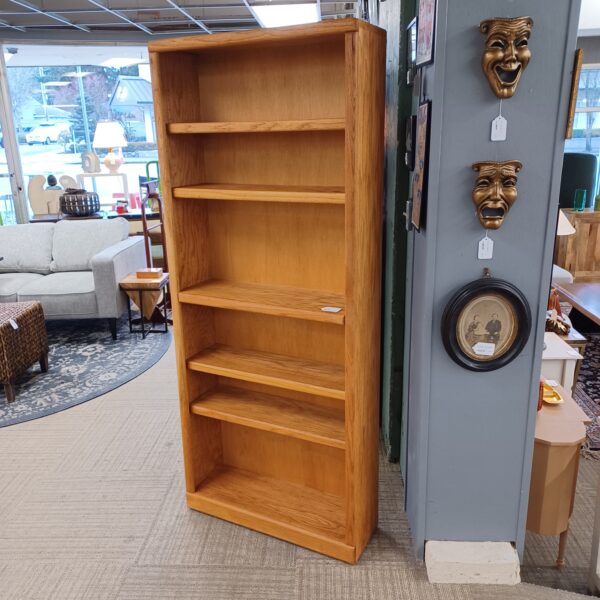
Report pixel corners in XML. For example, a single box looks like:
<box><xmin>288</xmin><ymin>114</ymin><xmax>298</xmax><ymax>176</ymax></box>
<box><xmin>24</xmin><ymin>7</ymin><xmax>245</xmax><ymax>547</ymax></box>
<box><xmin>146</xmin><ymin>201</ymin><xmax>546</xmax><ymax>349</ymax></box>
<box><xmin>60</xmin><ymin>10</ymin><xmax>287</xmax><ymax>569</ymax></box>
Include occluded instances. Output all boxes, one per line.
<box><xmin>479</xmin><ymin>16</ymin><xmax>533</xmax><ymax>99</ymax></box>
<box><xmin>471</xmin><ymin>160</ymin><xmax>522</xmax><ymax>229</ymax></box>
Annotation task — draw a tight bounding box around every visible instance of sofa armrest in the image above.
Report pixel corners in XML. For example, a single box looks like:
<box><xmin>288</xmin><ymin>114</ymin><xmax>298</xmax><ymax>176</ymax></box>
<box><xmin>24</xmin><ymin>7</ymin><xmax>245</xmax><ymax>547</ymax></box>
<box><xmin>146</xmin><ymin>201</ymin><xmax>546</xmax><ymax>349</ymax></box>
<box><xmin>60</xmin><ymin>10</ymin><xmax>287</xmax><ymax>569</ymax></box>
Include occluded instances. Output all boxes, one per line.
<box><xmin>91</xmin><ymin>236</ymin><xmax>146</xmax><ymax>318</ymax></box>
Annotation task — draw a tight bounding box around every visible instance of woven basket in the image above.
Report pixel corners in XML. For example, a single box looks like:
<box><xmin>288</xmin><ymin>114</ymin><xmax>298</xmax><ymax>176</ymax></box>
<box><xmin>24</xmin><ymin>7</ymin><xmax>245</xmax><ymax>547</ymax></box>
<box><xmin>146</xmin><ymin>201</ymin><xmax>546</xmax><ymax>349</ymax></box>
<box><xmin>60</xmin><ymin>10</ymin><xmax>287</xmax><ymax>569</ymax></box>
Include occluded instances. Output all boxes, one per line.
<box><xmin>60</xmin><ymin>188</ymin><xmax>100</xmax><ymax>217</ymax></box>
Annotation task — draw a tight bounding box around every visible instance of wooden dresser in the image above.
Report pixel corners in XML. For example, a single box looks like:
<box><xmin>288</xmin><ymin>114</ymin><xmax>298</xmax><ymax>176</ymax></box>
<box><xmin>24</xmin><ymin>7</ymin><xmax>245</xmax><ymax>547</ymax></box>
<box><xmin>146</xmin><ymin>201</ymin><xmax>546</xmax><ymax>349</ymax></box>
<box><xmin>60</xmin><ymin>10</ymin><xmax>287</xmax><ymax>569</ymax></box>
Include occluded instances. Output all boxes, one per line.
<box><xmin>554</xmin><ymin>209</ymin><xmax>600</xmax><ymax>282</ymax></box>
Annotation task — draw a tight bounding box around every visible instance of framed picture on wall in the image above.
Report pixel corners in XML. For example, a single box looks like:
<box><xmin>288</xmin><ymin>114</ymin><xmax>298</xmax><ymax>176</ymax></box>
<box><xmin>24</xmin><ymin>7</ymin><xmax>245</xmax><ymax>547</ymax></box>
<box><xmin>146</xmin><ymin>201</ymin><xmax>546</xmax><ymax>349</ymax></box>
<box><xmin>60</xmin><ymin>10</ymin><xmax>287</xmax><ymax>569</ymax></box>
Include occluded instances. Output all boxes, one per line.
<box><xmin>416</xmin><ymin>0</ymin><xmax>436</xmax><ymax>66</ymax></box>
<box><xmin>411</xmin><ymin>101</ymin><xmax>431</xmax><ymax>230</ymax></box>
<box><xmin>406</xmin><ymin>17</ymin><xmax>417</xmax><ymax>85</ymax></box>
<box><xmin>441</xmin><ymin>276</ymin><xmax>531</xmax><ymax>372</ymax></box>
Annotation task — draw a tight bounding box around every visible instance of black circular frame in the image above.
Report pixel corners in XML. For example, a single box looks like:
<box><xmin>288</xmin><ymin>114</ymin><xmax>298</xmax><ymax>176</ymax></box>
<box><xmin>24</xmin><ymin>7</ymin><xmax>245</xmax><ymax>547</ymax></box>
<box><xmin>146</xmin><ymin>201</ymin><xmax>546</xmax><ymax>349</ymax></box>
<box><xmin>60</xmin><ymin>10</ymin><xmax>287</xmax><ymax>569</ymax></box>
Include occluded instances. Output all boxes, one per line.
<box><xmin>441</xmin><ymin>277</ymin><xmax>532</xmax><ymax>372</ymax></box>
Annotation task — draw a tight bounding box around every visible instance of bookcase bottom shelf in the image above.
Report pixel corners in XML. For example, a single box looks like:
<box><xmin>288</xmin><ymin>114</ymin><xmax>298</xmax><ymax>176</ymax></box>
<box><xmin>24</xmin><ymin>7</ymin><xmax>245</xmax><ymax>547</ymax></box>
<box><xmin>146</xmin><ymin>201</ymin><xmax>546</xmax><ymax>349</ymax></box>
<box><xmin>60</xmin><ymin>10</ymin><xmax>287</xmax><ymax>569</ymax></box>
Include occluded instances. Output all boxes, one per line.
<box><xmin>187</xmin><ymin>465</ymin><xmax>355</xmax><ymax>563</ymax></box>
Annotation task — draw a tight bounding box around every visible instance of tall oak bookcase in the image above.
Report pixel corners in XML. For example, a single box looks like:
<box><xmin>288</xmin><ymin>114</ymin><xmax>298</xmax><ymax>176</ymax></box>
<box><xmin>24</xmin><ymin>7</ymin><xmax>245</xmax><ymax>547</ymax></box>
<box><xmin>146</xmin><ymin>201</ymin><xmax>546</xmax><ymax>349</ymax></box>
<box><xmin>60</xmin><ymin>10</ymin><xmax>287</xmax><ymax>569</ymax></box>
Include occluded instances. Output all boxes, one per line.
<box><xmin>149</xmin><ymin>18</ymin><xmax>385</xmax><ymax>563</ymax></box>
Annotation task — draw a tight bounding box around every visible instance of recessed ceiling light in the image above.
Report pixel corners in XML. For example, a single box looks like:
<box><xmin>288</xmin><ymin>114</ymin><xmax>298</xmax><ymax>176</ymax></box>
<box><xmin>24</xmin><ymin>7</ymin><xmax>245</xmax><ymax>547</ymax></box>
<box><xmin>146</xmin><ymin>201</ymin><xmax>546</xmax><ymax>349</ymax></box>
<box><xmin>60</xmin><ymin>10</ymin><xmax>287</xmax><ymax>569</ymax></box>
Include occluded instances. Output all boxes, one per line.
<box><xmin>252</xmin><ymin>3</ymin><xmax>320</xmax><ymax>28</ymax></box>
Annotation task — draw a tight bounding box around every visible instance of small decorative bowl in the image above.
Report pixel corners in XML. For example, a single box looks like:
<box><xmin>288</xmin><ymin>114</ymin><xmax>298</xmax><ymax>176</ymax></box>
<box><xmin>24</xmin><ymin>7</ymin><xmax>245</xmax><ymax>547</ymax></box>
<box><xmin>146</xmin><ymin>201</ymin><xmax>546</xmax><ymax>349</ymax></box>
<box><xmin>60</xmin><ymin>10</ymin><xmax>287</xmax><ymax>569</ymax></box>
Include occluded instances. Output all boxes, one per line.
<box><xmin>59</xmin><ymin>188</ymin><xmax>101</xmax><ymax>217</ymax></box>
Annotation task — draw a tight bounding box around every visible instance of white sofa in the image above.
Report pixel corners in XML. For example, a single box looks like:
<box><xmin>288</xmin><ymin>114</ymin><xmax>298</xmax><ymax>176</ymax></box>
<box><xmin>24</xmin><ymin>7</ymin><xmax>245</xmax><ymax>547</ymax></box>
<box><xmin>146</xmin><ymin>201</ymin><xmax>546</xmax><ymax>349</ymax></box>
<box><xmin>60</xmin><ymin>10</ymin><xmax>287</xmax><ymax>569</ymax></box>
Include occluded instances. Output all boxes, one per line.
<box><xmin>0</xmin><ymin>218</ymin><xmax>146</xmax><ymax>339</ymax></box>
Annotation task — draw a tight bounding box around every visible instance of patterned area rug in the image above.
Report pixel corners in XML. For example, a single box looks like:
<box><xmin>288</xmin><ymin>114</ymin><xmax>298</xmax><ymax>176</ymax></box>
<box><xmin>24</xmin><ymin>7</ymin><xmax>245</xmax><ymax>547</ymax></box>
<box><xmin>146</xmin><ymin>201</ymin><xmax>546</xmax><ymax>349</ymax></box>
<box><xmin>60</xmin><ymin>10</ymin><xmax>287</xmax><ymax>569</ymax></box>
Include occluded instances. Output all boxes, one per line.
<box><xmin>573</xmin><ymin>333</ymin><xmax>600</xmax><ymax>450</ymax></box>
<box><xmin>0</xmin><ymin>317</ymin><xmax>171</xmax><ymax>428</ymax></box>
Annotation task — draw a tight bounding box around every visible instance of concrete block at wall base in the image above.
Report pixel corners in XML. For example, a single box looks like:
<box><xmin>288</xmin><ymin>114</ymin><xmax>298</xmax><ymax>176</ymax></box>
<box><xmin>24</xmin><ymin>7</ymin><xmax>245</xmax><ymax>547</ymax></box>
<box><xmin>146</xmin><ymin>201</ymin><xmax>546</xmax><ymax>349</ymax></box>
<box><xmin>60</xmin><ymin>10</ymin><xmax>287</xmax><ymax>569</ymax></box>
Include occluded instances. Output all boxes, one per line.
<box><xmin>425</xmin><ymin>541</ymin><xmax>520</xmax><ymax>585</ymax></box>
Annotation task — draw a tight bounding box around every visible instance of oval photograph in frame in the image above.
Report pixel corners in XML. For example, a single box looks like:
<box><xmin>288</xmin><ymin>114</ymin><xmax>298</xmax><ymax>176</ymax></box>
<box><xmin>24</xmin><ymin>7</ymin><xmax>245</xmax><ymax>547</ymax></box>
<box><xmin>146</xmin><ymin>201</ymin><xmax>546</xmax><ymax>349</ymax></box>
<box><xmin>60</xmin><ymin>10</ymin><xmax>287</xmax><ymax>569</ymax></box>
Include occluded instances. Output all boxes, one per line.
<box><xmin>441</xmin><ymin>277</ymin><xmax>532</xmax><ymax>371</ymax></box>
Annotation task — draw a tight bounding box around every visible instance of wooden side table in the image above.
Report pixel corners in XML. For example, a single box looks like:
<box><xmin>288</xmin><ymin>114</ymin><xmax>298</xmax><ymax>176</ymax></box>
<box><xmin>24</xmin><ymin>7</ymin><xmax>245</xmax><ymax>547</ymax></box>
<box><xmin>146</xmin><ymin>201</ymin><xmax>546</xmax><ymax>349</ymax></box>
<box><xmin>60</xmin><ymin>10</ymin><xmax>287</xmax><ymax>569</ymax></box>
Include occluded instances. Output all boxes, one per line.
<box><xmin>527</xmin><ymin>385</ymin><xmax>590</xmax><ymax>568</ymax></box>
<box><xmin>119</xmin><ymin>273</ymin><xmax>169</xmax><ymax>339</ymax></box>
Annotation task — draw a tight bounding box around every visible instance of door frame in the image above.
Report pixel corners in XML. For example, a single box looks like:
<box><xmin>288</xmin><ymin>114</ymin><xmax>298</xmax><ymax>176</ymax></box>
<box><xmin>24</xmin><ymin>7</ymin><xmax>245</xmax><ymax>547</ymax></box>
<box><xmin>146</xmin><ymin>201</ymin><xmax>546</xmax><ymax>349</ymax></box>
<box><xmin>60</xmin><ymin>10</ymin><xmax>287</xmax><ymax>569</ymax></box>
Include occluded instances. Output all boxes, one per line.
<box><xmin>0</xmin><ymin>48</ymin><xmax>27</xmax><ymax>223</ymax></box>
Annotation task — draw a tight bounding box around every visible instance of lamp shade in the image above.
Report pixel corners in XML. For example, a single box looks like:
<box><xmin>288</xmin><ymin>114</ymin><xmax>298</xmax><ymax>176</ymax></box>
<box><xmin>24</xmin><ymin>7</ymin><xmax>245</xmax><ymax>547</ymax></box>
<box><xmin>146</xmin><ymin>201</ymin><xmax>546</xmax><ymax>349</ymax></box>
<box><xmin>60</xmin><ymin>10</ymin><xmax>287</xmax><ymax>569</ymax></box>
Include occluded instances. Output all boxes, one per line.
<box><xmin>93</xmin><ymin>121</ymin><xmax>127</xmax><ymax>149</ymax></box>
<box><xmin>557</xmin><ymin>209</ymin><xmax>576</xmax><ymax>236</ymax></box>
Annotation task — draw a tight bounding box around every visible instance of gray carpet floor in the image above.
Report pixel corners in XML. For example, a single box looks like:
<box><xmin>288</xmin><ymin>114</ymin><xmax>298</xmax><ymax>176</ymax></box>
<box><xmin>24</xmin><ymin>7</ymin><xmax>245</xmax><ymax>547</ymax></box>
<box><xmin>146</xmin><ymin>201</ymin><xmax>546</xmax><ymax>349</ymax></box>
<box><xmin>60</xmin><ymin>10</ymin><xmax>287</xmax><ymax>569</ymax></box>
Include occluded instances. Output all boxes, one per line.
<box><xmin>0</xmin><ymin>345</ymin><xmax>594</xmax><ymax>600</ymax></box>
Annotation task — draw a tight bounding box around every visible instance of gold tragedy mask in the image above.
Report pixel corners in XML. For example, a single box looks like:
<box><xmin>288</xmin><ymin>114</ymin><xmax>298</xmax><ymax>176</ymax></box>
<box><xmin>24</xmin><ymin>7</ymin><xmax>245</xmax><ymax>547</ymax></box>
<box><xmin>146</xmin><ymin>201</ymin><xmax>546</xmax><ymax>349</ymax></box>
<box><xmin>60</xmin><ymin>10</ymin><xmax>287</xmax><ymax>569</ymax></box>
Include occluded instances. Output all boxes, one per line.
<box><xmin>472</xmin><ymin>160</ymin><xmax>522</xmax><ymax>229</ymax></box>
<box><xmin>479</xmin><ymin>16</ymin><xmax>533</xmax><ymax>99</ymax></box>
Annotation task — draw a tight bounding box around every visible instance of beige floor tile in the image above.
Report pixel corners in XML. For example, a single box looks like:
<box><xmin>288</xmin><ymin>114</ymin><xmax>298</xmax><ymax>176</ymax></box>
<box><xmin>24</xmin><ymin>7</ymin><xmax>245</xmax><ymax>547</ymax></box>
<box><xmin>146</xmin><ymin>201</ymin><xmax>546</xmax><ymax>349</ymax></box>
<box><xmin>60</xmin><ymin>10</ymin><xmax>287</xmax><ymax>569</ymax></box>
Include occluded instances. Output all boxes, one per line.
<box><xmin>0</xmin><ymin>473</ymin><xmax>171</xmax><ymax>561</ymax></box>
<box><xmin>116</xmin><ymin>566</ymin><xmax>295</xmax><ymax>600</ymax></box>
<box><xmin>56</xmin><ymin>408</ymin><xmax>181</xmax><ymax>474</ymax></box>
<box><xmin>0</xmin><ymin>561</ymin><xmax>128</xmax><ymax>600</ymax></box>
<box><xmin>296</xmin><ymin>564</ymin><xmax>474</xmax><ymax>600</ymax></box>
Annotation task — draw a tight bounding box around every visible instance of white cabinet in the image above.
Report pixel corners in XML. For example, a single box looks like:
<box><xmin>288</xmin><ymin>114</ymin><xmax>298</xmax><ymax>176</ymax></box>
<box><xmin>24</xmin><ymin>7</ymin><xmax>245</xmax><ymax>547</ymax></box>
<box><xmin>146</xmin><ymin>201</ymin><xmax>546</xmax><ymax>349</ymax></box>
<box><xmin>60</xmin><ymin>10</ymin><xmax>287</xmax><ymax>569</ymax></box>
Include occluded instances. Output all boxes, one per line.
<box><xmin>541</xmin><ymin>332</ymin><xmax>582</xmax><ymax>394</ymax></box>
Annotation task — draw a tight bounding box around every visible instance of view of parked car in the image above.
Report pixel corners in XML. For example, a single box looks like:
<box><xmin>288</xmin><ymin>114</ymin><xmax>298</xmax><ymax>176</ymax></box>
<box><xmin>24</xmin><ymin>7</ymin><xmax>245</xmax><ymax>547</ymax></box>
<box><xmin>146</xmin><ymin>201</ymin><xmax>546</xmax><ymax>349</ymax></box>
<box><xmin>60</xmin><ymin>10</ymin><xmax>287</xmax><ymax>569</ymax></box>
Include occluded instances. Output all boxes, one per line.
<box><xmin>25</xmin><ymin>122</ymin><xmax>71</xmax><ymax>145</ymax></box>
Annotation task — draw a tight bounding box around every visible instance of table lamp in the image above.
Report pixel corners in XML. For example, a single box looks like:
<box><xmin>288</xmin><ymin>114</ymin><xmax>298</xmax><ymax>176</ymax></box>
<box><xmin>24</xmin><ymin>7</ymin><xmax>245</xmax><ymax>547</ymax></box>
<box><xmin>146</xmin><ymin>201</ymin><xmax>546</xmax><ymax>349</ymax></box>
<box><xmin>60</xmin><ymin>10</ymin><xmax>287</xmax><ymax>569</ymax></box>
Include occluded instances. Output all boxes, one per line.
<box><xmin>557</xmin><ymin>209</ymin><xmax>576</xmax><ymax>236</ymax></box>
<box><xmin>93</xmin><ymin>121</ymin><xmax>128</xmax><ymax>173</ymax></box>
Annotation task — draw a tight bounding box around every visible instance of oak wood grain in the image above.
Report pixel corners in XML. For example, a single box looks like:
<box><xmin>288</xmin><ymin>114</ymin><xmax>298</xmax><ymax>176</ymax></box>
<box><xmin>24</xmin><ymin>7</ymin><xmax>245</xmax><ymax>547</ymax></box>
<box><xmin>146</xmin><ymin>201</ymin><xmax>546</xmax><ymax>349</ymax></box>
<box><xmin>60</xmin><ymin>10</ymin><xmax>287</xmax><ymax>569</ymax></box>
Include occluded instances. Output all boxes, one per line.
<box><xmin>173</xmin><ymin>183</ymin><xmax>345</xmax><ymax>204</ymax></box>
<box><xmin>188</xmin><ymin>344</ymin><xmax>345</xmax><ymax>400</ymax></box>
<box><xmin>343</xmin><ymin>25</ymin><xmax>385</xmax><ymax>556</ymax></box>
<box><xmin>148</xmin><ymin>18</ymin><xmax>362</xmax><ymax>52</ymax></box>
<box><xmin>168</xmin><ymin>119</ymin><xmax>345</xmax><ymax>134</ymax></box>
<box><xmin>179</xmin><ymin>280</ymin><xmax>345</xmax><ymax>324</ymax></box>
<box><xmin>191</xmin><ymin>385</ymin><xmax>345</xmax><ymax>449</ymax></box>
<box><xmin>187</xmin><ymin>464</ymin><xmax>354</xmax><ymax>562</ymax></box>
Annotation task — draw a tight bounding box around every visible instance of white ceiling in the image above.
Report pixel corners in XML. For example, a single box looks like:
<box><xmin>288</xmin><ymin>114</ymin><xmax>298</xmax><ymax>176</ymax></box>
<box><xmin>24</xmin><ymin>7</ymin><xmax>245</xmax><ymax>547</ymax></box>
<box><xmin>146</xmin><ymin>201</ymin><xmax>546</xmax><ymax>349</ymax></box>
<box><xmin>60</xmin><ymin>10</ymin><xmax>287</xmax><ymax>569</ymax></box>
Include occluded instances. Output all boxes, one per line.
<box><xmin>0</xmin><ymin>0</ymin><xmax>357</xmax><ymax>42</ymax></box>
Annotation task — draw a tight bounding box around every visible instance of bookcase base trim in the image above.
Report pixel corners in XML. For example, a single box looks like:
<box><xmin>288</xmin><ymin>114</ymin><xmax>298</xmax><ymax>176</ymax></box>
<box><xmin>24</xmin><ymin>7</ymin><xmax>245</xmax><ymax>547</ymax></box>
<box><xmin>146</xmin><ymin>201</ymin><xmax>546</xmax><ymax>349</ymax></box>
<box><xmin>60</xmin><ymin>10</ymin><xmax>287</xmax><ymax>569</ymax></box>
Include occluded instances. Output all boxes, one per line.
<box><xmin>186</xmin><ymin>492</ymin><xmax>356</xmax><ymax>563</ymax></box>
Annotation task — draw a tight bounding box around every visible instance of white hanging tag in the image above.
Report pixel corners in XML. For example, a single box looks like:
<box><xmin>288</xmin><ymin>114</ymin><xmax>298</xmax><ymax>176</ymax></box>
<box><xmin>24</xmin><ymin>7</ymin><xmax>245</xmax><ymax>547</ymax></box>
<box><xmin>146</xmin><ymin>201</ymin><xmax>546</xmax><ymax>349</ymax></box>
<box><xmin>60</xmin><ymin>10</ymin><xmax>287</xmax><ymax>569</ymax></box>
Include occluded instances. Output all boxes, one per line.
<box><xmin>491</xmin><ymin>115</ymin><xmax>507</xmax><ymax>141</ymax></box>
<box><xmin>491</xmin><ymin>99</ymin><xmax>507</xmax><ymax>141</ymax></box>
<box><xmin>478</xmin><ymin>232</ymin><xmax>494</xmax><ymax>260</ymax></box>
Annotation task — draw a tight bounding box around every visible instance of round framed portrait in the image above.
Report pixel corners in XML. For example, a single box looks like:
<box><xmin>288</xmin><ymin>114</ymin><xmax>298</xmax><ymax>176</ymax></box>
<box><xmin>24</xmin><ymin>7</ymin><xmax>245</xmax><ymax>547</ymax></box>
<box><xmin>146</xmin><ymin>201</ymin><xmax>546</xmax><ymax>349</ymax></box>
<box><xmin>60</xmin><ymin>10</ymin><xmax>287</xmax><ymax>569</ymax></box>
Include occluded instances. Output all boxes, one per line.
<box><xmin>441</xmin><ymin>277</ymin><xmax>531</xmax><ymax>371</ymax></box>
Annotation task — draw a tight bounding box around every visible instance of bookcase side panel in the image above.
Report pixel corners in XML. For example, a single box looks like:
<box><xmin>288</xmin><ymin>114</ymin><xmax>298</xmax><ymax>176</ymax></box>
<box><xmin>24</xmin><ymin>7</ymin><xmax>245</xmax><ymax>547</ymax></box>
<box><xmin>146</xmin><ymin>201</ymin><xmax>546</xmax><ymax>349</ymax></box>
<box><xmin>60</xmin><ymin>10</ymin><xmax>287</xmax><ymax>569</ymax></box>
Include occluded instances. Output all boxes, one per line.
<box><xmin>343</xmin><ymin>27</ymin><xmax>386</xmax><ymax>557</ymax></box>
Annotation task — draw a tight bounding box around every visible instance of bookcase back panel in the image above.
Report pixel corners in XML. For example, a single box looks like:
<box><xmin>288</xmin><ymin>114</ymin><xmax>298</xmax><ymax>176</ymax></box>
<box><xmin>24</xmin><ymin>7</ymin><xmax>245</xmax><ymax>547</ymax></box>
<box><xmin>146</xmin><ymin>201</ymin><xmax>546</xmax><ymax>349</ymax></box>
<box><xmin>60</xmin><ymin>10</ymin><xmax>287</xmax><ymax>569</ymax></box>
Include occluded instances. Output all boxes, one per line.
<box><xmin>207</xmin><ymin>201</ymin><xmax>344</xmax><ymax>291</ymax></box>
<box><xmin>214</xmin><ymin>309</ymin><xmax>345</xmax><ymax>365</ymax></box>
<box><xmin>151</xmin><ymin>52</ymin><xmax>204</xmax><ymax>123</ymax></box>
<box><xmin>188</xmin><ymin>415</ymin><xmax>223</xmax><ymax>488</ymax></box>
<box><xmin>200</xmin><ymin>131</ymin><xmax>345</xmax><ymax>187</ymax></box>
<box><xmin>216</xmin><ymin>377</ymin><xmax>343</xmax><ymax>412</ymax></box>
<box><xmin>178</xmin><ymin>305</ymin><xmax>215</xmax><ymax>359</ymax></box>
<box><xmin>193</xmin><ymin>38</ymin><xmax>345</xmax><ymax>122</ymax></box>
<box><xmin>221</xmin><ymin>422</ymin><xmax>345</xmax><ymax>496</ymax></box>
<box><xmin>162</xmin><ymin>137</ymin><xmax>206</xmax><ymax>189</ymax></box>
<box><xmin>168</xmin><ymin>201</ymin><xmax>210</xmax><ymax>291</ymax></box>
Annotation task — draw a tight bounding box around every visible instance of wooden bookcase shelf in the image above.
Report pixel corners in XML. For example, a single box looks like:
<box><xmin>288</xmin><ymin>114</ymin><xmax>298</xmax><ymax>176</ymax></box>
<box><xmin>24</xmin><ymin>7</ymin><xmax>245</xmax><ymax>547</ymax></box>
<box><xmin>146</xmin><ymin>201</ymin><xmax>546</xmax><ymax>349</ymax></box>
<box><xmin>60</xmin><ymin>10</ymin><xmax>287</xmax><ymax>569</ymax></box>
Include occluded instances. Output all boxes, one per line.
<box><xmin>179</xmin><ymin>280</ymin><xmax>345</xmax><ymax>324</ymax></box>
<box><xmin>172</xmin><ymin>183</ymin><xmax>345</xmax><ymax>204</ymax></box>
<box><xmin>188</xmin><ymin>344</ymin><xmax>345</xmax><ymax>399</ymax></box>
<box><xmin>168</xmin><ymin>118</ymin><xmax>345</xmax><ymax>134</ymax></box>
<box><xmin>150</xmin><ymin>18</ymin><xmax>384</xmax><ymax>563</ymax></box>
<box><xmin>187</xmin><ymin>465</ymin><xmax>353</xmax><ymax>561</ymax></box>
<box><xmin>191</xmin><ymin>385</ymin><xmax>345</xmax><ymax>449</ymax></box>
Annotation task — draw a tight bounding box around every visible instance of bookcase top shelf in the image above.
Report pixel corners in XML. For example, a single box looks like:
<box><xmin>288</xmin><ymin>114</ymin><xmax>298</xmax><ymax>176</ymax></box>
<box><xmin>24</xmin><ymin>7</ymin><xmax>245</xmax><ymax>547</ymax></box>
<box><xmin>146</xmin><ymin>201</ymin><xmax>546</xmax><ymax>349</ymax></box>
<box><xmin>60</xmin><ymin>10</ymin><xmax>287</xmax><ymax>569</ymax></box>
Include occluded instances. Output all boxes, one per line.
<box><xmin>148</xmin><ymin>18</ymin><xmax>382</xmax><ymax>53</ymax></box>
<box><xmin>168</xmin><ymin>119</ymin><xmax>345</xmax><ymax>134</ymax></box>
<box><xmin>179</xmin><ymin>280</ymin><xmax>345</xmax><ymax>324</ymax></box>
<box><xmin>188</xmin><ymin>344</ymin><xmax>345</xmax><ymax>399</ymax></box>
<box><xmin>172</xmin><ymin>183</ymin><xmax>345</xmax><ymax>204</ymax></box>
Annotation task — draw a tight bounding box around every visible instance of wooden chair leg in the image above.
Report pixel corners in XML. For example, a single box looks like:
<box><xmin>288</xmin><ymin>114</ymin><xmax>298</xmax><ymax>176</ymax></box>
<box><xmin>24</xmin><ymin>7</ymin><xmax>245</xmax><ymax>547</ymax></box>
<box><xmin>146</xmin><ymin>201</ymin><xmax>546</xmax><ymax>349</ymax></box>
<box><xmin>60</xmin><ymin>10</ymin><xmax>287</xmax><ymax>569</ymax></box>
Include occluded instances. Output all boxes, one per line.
<box><xmin>557</xmin><ymin>528</ymin><xmax>569</xmax><ymax>569</ymax></box>
<box><xmin>4</xmin><ymin>382</ymin><xmax>15</xmax><ymax>403</ymax></box>
<box><xmin>40</xmin><ymin>352</ymin><xmax>49</xmax><ymax>373</ymax></box>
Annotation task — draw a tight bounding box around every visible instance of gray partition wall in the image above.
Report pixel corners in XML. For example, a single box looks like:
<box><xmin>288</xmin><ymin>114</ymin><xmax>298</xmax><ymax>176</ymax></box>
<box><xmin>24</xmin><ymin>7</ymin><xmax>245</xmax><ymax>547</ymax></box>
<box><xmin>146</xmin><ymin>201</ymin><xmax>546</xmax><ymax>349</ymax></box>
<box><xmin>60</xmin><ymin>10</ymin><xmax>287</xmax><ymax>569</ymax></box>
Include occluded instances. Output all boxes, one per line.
<box><xmin>405</xmin><ymin>0</ymin><xmax>581</xmax><ymax>558</ymax></box>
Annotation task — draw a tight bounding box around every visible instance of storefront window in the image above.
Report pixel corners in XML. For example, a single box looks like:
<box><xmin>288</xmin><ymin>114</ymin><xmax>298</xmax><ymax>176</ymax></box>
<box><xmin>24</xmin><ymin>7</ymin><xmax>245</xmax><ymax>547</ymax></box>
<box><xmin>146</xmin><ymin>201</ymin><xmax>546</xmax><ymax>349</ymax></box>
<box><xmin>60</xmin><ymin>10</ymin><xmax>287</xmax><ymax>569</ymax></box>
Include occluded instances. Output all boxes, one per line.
<box><xmin>3</xmin><ymin>45</ymin><xmax>158</xmax><ymax>216</ymax></box>
<box><xmin>565</xmin><ymin>66</ymin><xmax>600</xmax><ymax>153</ymax></box>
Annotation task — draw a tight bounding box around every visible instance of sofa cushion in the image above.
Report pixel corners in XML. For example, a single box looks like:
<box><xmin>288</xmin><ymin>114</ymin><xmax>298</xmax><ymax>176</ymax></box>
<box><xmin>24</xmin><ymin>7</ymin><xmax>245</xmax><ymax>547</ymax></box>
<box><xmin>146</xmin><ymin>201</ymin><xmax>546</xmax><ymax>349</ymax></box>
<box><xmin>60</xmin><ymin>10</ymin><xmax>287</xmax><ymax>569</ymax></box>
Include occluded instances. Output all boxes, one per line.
<box><xmin>0</xmin><ymin>224</ymin><xmax>54</xmax><ymax>274</ymax></box>
<box><xmin>51</xmin><ymin>218</ymin><xmax>129</xmax><ymax>272</ymax></box>
<box><xmin>0</xmin><ymin>273</ymin><xmax>45</xmax><ymax>302</ymax></box>
<box><xmin>17</xmin><ymin>271</ymin><xmax>97</xmax><ymax>318</ymax></box>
